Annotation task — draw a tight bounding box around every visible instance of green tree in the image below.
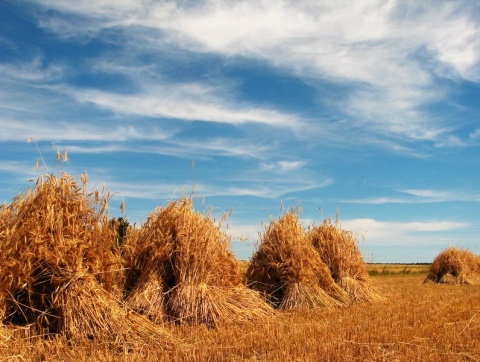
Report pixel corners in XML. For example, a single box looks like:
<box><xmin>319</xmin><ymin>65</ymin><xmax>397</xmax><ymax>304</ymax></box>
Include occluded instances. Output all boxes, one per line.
<box><xmin>111</xmin><ymin>217</ymin><xmax>130</xmax><ymax>246</ymax></box>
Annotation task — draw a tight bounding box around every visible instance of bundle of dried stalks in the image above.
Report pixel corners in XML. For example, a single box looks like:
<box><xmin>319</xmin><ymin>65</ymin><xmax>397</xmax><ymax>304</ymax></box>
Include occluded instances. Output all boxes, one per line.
<box><xmin>124</xmin><ymin>257</ymin><xmax>168</xmax><ymax>324</ymax></box>
<box><xmin>246</xmin><ymin>211</ymin><xmax>349</xmax><ymax>310</ymax></box>
<box><xmin>424</xmin><ymin>247</ymin><xmax>480</xmax><ymax>285</ymax></box>
<box><xmin>125</xmin><ymin>197</ymin><xmax>272</xmax><ymax>327</ymax></box>
<box><xmin>0</xmin><ymin>325</ymin><xmax>11</xmax><ymax>348</ymax></box>
<box><xmin>123</xmin><ymin>202</ymin><xmax>178</xmax><ymax>323</ymax></box>
<box><xmin>0</xmin><ymin>173</ymin><xmax>176</xmax><ymax>347</ymax></box>
<box><xmin>53</xmin><ymin>273</ymin><xmax>177</xmax><ymax>346</ymax></box>
<box><xmin>308</xmin><ymin>218</ymin><xmax>381</xmax><ymax>303</ymax></box>
<box><xmin>0</xmin><ymin>173</ymin><xmax>123</xmax><ymax>294</ymax></box>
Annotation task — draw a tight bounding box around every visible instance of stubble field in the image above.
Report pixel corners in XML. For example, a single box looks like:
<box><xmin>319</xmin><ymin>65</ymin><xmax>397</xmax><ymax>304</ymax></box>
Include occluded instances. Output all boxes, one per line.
<box><xmin>2</xmin><ymin>265</ymin><xmax>479</xmax><ymax>362</ymax></box>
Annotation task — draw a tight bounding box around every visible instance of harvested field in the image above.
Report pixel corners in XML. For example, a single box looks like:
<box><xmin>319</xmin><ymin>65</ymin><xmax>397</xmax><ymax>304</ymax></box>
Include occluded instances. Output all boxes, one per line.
<box><xmin>1</xmin><ymin>274</ymin><xmax>479</xmax><ymax>361</ymax></box>
<box><xmin>368</xmin><ymin>263</ymin><xmax>431</xmax><ymax>276</ymax></box>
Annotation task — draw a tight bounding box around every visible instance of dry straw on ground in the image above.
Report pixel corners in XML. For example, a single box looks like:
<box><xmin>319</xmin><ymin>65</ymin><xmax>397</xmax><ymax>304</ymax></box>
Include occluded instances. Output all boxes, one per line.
<box><xmin>0</xmin><ymin>173</ymin><xmax>176</xmax><ymax>348</ymax></box>
<box><xmin>125</xmin><ymin>197</ymin><xmax>272</xmax><ymax>327</ymax></box>
<box><xmin>424</xmin><ymin>247</ymin><xmax>480</xmax><ymax>285</ymax></box>
<box><xmin>308</xmin><ymin>218</ymin><xmax>381</xmax><ymax>303</ymax></box>
<box><xmin>246</xmin><ymin>211</ymin><xmax>349</xmax><ymax>310</ymax></box>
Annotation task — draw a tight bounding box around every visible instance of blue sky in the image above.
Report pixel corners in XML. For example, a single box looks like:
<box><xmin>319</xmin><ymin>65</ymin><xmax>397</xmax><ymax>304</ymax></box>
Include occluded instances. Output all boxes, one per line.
<box><xmin>1</xmin><ymin>0</ymin><xmax>479</xmax><ymax>263</ymax></box>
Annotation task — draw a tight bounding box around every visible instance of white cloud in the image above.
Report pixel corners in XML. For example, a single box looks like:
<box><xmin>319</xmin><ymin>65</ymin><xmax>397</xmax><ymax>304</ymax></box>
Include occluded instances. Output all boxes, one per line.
<box><xmin>226</xmin><ymin>222</ymin><xmax>263</xmax><ymax>243</ymax></box>
<box><xmin>101</xmin><ymin>171</ymin><xmax>332</xmax><ymax>202</ymax></box>
<box><xmin>225</xmin><ymin>216</ymin><xmax>470</xmax><ymax>249</ymax></box>
<box><xmin>69</xmin><ymin>85</ymin><xmax>303</xmax><ymax>129</ymax></box>
<box><xmin>278</xmin><ymin>160</ymin><xmax>306</xmax><ymax>171</ymax></box>
<box><xmin>69</xmin><ymin>137</ymin><xmax>271</xmax><ymax>159</ymax></box>
<box><xmin>0</xmin><ymin>160</ymin><xmax>39</xmax><ymax>177</ymax></box>
<box><xmin>434</xmin><ymin>135</ymin><xmax>466</xmax><ymax>148</ymax></box>
<box><xmin>470</xmin><ymin>129</ymin><xmax>480</xmax><ymax>139</ymax></box>
<box><xmin>342</xmin><ymin>188</ymin><xmax>480</xmax><ymax>204</ymax></box>
<box><xmin>428</xmin><ymin>12</ymin><xmax>480</xmax><ymax>82</ymax></box>
<box><xmin>29</xmin><ymin>0</ymin><xmax>479</xmax><ymax>147</ymax></box>
<box><xmin>342</xmin><ymin>197</ymin><xmax>410</xmax><ymax>205</ymax></box>
<box><xmin>203</xmin><ymin>178</ymin><xmax>332</xmax><ymax>199</ymax></box>
<box><xmin>0</xmin><ymin>57</ymin><xmax>66</xmax><ymax>83</ymax></box>
<box><xmin>1</xmin><ymin>0</ymin><xmax>474</xmax><ymax>157</ymax></box>
<box><xmin>342</xmin><ymin>218</ymin><xmax>469</xmax><ymax>245</ymax></box>
<box><xmin>103</xmin><ymin>181</ymin><xmax>192</xmax><ymax>200</ymax></box>
<box><xmin>139</xmin><ymin>1</ymin><xmax>477</xmax><ymax>144</ymax></box>
<box><xmin>401</xmin><ymin>189</ymin><xmax>480</xmax><ymax>203</ymax></box>
<box><xmin>0</xmin><ymin>118</ymin><xmax>173</xmax><ymax>143</ymax></box>
<box><xmin>190</xmin><ymin>139</ymin><xmax>268</xmax><ymax>158</ymax></box>
<box><xmin>260</xmin><ymin>160</ymin><xmax>307</xmax><ymax>172</ymax></box>
<box><xmin>33</xmin><ymin>0</ymin><xmax>480</xmax><ymax>84</ymax></box>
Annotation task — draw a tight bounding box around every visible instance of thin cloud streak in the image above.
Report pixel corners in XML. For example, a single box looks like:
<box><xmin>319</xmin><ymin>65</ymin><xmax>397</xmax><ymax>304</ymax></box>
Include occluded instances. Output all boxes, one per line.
<box><xmin>260</xmin><ymin>160</ymin><xmax>307</xmax><ymax>172</ymax></box>
<box><xmin>342</xmin><ymin>188</ymin><xmax>480</xmax><ymax>204</ymax></box>
<box><xmin>65</xmin><ymin>138</ymin><xmax>270</xmax><ymax>160</ymax></box>
<box><xmin>69</xmin><ymin>86</ymin><xmax>303</xmax><ymax>129</ymax></box>
<box><xmin>189</xmin><ymin>179</ymin><xmax>330</xmax><ymax>199</ymax></box>
<box><xmin>0</xmin><ymin>118</ymin><xmax>174</xmax><ymax>143</ymax></box>
<box><xmin>103</xmin><ymin>173</ymin><xmax>333</xmax><ymax>202</ymax></box>
<box><xmin>340</xmin><ymin>197</ymin><xmax>410</xmax><ymax>205</ymax></box>
<box><xmin>401</xmin><ymin>189</ymin><xmax>480</xmax><ymax>203</ymax></box>
<box><xmin>104</xmin><ymin>181</ymin><xmax>193</xmax><ymax>200</ymax></box>
<box><xmin>0</xmin><ymin>161</ymin><xmax>39</xmax><ymax>178</ymax></box>
<box><xmin>0</xmin><ymin>57</ymin><xmax>66</xmax><ymax>83</ymax></box>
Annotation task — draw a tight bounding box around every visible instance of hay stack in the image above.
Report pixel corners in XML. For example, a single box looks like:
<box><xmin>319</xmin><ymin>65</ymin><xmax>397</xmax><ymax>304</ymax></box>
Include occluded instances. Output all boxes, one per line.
<box><xmin>308</xmin><ymin>218</ymin><xmax>381</xmax><ymax>303</ymax></box>
<box><xmin>424</xmin><ymin>247</ymin><xmax>480</xmax><ymax>285</ymax></box>
<box><xmin>246</xmin><ymin>211</ymin><xmax>349</xmax><ymax>310</ymax></box>
<box><xmin>125</xmin><ymin>197</ymin><xmax>272</xmax><ymax>327</ymax></box>
<box><xmin>0</xmin><ymin>173</ymin><xmax>176</xmax><ymax>347</ymax></box>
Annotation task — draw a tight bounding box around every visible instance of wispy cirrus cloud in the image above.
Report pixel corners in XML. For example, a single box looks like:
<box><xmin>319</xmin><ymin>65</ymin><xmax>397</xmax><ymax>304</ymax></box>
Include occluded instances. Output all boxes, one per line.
<box><xmin>190</xmin><ymin>177</ymin><xmax>332</xmax><ymax>199</ymax></box>
<box><xmin>26</xmin><ymin>0</ymin><xmax>480</xmax><ymax>147</ymax></box>
<box><xmin>101</xmin><ymin>181</ymin><xmax>192</xmax><ymax>201</ymax></box>
<box><xmin>401</xmin><ymin>189</ymin><xmax>480</xmax><ymax>203</ymax></box>
<box><xmin>0</xmin><ymin>118</ymin><xmax>174</xmax><ymax>143</ymax></box>
<box><xmin>340</xmin><ymin>197</ymin><xmax>410</xmax><ymax>205</ymax></box>
<box><xmin>470</xmin><ymin>129</ymin><xmax>480</xmax><ymax>139</ymax></box>
<box><xmin>68</xmin><ymin>84</ymin><xmax>303</xmax><ymax>129</ymax></box>
<box><xmin>65</xmin><ymin>137</ymin><xmax>271</xmax><ymax>160</ymax></box>
<box><xmin>0</xmin><ymin>56</ymin><xmax>66</xmax><ymax>83</ymax></box>
<box><xmin>341</xmin><ymin>188</ymin><xmax>480</xmax><ymax>205</ymax></box>
<box><xmin>260</xmin><ymin>160</ymin><xmax>307</xmax><ymax>172</ymax></box>
<box><xmin>0</xmin><ymin>160</ymin><xmax>39</xmax><ymax>177</ymax></box>
<box><xmin>102</xmin><ymin>170</ymin><xmax>332</xmax><ymax>202</ymax></box>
